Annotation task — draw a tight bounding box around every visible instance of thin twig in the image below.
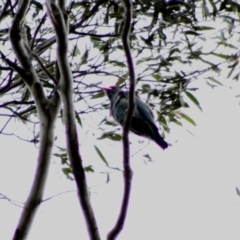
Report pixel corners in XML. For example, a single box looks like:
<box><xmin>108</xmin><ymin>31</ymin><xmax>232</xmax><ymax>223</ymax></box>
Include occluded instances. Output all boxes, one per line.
<box><xmin>31</xmin><ymin>13</ymin><xmax>47</xmax><ymax>50</ymax></box>
<box><xmin>34</xmin><ymin>0</ymin><xmax>108</xmax><ymax>55</ymax></box>
<box><xmin>0</xmin><ymin>116</ymin><xmax>12</xmax><ymax>133</ymax></box>
<box><xmin>30</xmin><ymin>52</ymin><xmax>57</xmax><ymax>85</ymax></box>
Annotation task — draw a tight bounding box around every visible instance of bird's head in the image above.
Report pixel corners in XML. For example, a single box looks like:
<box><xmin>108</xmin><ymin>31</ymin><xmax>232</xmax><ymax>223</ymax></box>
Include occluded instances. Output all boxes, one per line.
<box><xmin>102</xmin><ymin>86</ymin><xmax>121</xmax><ymax>100</ymax></box>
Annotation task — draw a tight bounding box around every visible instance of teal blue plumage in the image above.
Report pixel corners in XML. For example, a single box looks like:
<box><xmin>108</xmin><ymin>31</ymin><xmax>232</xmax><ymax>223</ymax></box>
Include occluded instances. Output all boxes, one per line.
<box><xmin>103</xmin><ymin>86</ymin><xmax>168</xmax><ymax>150</ymax></box>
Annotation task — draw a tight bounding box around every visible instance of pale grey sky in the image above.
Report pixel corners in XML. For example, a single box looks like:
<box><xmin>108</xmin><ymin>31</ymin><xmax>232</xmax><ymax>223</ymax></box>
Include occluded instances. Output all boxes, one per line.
<box><xmin>1</xmin><ymin>79</ymin><xmax>240</xmax><ymax>239</ymax></box>
<box><xmin>1</xmin><ymin>1</ymin><xmax>240</xmax><ymax>238</ymax></box>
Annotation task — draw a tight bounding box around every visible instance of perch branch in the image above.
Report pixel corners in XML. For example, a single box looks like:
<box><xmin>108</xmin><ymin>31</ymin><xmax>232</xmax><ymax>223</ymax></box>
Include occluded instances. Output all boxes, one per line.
<box><xmin>107</xmin><ymin>0</ymin><xmax>135</xmax><ymax>239</ymax></box>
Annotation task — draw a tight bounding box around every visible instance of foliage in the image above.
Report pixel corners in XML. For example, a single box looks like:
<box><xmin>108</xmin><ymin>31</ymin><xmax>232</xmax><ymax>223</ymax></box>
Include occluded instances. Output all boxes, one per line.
<box><xmin>0</xmin><ymin>0</ymin><xmax>240</xmax><ymax>171</ymax></box>
<box><xmin>1</xmin><ymin>0</ymin><xmax>240</xmax><ymax>239</ymax></box>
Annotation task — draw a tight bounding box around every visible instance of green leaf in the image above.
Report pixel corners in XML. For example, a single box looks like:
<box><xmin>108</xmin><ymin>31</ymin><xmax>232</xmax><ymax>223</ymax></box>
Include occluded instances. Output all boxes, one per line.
<box><xmin>136</xmin><ymin>59</ymin><xmax>144</xmax><ymax>65</ymax></box>
<box><xmin>175</xmin><ymin>111</ymin><xmax>197</xmax><ymax>126</ymax></box>
<box><xmin>116</xmin><ymin>77</ymin><xmax>125</xmax><ymax>86</ymax></box>
<box><xmin>233</xmin><ymin>73</ymin><xmax>240</xmax><ymax>81</ymax></box>
<box><xmin>110</xmin><ymin>60</ymin><xmax>126</xmax><ymax>68</ymax></box>
<box><xmin>207</xmin><ymin>77</ymin><xmax>223</xmax><ymax>86</ymax></box>
<box><xmin>94</xmin><ymin>145</ymin><xmax>109</xmax><ymax>166</ymax></box>
<box><xmin>211</xmin><ymin>52</ymin><xmax>233</xmax><ymax>59</ymax></box>
<box><xmin>195</xmin><ymin>26</ymin><xmax>215</xmax><ymax>31</ymax></box>
<box><xmin>62</xmin><ymin>167</ymin><xmax>71</xmax><ymax>175</ymax></box>
<box><xmin>206</xmin><ymin>81</ymin><xmax>217</xmax><ymax>89</ymax></box>
<box><xmin>62</xmin><ymin>167</ymin><xmax>74</xmax><ymax>180</ymax></box>
<box><xmin>98</xmin><ymin>132</ymin><xmax>122</xmax><ymax>141</ymax></box>
<box><xmin>172</xmin><ymin>99</ymin><xmax>189</xmax><ymax>110</ymax></box>
<box><xmin>171</xmin><ymin>118</ymin><xmax>183</xmax><ymax>126</ymax></box>
<box><xmin>75</xmin><ymin>111</ymin><xmax>82</xmax><ymax>127</ymax></box>
<box><xmin>227</xmin><ymin>60</ymin><xmax>239</xmax><ymax>78</ymax></box>
<box><xmin>73</xmin><ymin>46</ymin><xmax>80</xmax><ymax>56</ymax></box>
<box><xmin>152</xmin><ymin>74</ymin><xmax>161</xmax><ymax>81</ymax></box>
<box><xmin>53</xmin><ymin>152</ymin><xmax>68</xmax><ymax>165</ymax></box>
<box><xmin>143</xmin><ymin>154</ymin><xmax>152</xmax><ymax>161</ymax></box>
<box><xmin>105</xmin><ymin>120</ymin><xmax>118</xmax><ymax>126</ymax></box>
<box><xmin>168</xmin><ymin>48</ymin><xmax>180</xmax><ymax>57</ymax></box>
<box><xmin>184</xmin><ymin>31</ymin><xmax>201</xmax><ymax>36</ymax></box>
<box><xmin>80</xmin><ymin>49</ymin><xmax>88</xmax><ymax>64</ymax></box>
<box><xmin>142</xmin><ymin>84</ymin><xmax>151</xmax><ymax>93</ymax></box>
<box><xmin>84</xmin><ymin>165</ymin><xmax>94</xmax><ymax>173</ymax></box>
<box><xmin>91</xmin><ymin>92</ymin><xmax>105</xmax><ymax>99</ymax></box>
<box><xmin>168</xmin><ymin>113</ymin><xmax>182</xmax><ymax>126</ymax></box>
<box><xmin>108</xmin><ymin>166</ymin><xmax>122</xmax><ymax>172</ymax></box>
<box><xmin>185</xmin><ymin>91</ymin><xmax>202</xmax><ymax>111</ymax></box>
<box><xmin>106</xmin><ymin>173</ymin><xmax>110</xmax><ymax>184</ymax></box>
<box><xmin>216</xmin><ymin>41</ymin><xmax>237</xmax><ymax>49</ymax></box>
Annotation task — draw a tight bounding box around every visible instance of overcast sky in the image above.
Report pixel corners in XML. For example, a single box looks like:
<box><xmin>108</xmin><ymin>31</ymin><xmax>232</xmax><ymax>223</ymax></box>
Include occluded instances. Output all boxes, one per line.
<box><xmin>1</xmin><ymin>1</ymin><xmax>240</xmax><ymax>238</ymax></box>
<box><xmin>0</xmin><ymin>78</ymin><xmax>240</xmax><ymax>239</ymax></box>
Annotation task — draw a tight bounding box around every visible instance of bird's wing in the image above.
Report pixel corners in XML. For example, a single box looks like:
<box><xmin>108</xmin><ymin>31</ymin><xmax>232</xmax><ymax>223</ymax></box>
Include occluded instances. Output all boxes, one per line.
<box><xmin>135</xmin><ymin>97</ymin><xmax>155</xmax><ymax>125</ymax></box>
<box><xmin>111</xmin><ymin>91</ymin><xmax>156</xmax><ymax>128</ymax></box>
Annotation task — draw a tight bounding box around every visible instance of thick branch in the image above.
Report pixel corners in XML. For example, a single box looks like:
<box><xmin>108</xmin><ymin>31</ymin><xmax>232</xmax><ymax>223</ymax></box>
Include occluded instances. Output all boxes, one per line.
<box><xmin>107</xmin><ymin>0</ymin><xmax>135</xmax><ymax>239</ymax></box>
<box><xmin>9</xmin><ymin>1</ymin><xmax>49</xmax><ymax>113</ymax></box>
<box><xmin>9</xmin><ymin>1</ymin><xmax>61</xmax><ymax>239</ymax></box>
<box><xmin>13</xmin><ymin>102</ymin><xmax>60</xmax><ymax>240</ymax></box>
<box><xmin>46</xmin><ymin>1</ymin><xmax>101</xmax><ymax>240</ymax></box>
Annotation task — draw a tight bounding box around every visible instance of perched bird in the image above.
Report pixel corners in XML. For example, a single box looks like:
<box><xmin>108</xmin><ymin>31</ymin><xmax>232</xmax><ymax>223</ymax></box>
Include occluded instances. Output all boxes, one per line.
<box><xmin>102</xmin><ymin>86</ymin><xmax>168</xmax><ymax>150</ymax></box>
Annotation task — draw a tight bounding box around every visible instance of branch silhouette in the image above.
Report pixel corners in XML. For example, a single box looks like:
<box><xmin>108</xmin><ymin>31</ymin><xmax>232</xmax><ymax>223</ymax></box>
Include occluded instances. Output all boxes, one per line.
<box><xmin>46</xmin><ymin>1</ymin><xmax>100</xmax><ymax>239</ymax></box>
<box><xmin>10</xmin><ymin>1</ymin><xmax>60</xmax><ymax>239</ymax></box>
<box><xmin>107</xmin><ymin>0</ymin><xmax>135</xmax><ymax>239</ymax></box>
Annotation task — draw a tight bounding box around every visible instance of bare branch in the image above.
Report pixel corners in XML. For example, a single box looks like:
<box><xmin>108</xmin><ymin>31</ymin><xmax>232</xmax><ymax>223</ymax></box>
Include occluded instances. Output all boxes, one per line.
<box><xmin>0</xmin><ymin>52</ymin><xmax>29</xmax><ymax>80</ymax></box>
<box><xmin>0</xmin><ymin>192</ymin><xmax>24</xmax><ymax>208</ymax></box>
<box><xmin>33</xmin><ymin>0</ymin><xmax>108</xmax><ymax>56</ymax></box>
<box><xmin>30</xmin><ymin>13</ymin><xmax>47</xmax><ymax>50</ymax></box>
<box><xmin>0</xmin><ymin>116</ymin><xmax>12</xmax><ymax>133</ymax></box>
<box><xmin>107</xmin><ymin>0</ymin><xmax>135</xmax><ymax>239</ymax></box>
<box><xmin>0</xmin><ymin>0</ymin><xmax>10</xmax><ymax>22</ymax></box>
<box><xmin>9</xmin><ymin>1</ymin><xmax>61</xmax><ymax>239</ymax></box>
<box><xmin>46</xmin><ymin>1</ymin><xmax>101</xmax><ymax>240</ymax></box>
<box><xmin>30</xmin><ymin>52</ymin><xmax>57</xmax><ymax>85</ymax></box>
<box><xmin>42</xmin><ymin>190</ymin><xmax>76</xmax><ymax>203</ymax></box>
<box><xmin>73</xmin><ymin>0</ymin><xmax>108</xmax><ymax>31</ymax></box>
<box><xmin>9</xmin><ymin>1</ymin><xmax>49</xmax><ymax>110</ymax></box>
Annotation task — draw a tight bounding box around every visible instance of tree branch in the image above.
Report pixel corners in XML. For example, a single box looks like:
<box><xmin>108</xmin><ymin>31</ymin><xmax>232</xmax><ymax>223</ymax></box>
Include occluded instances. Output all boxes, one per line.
<box><xmin>46</xmin><ymin>1</ymin><xmax>101</xmax><ymax>240</ymax></box>
<box><xmin>9</xmin><ymin>1</ymin><xmax>61</xmax><ymax>239</ymax></box>
<box><xmin>33</xmin><ymin>0</ymin><xmax>108</xmax><ymax>56</ymax></box>
<box><xmin>107</xmin><ymin>0</ymin><xmax>135</xmax><ymax>239</ymax></box>
<box><xmin>0</xmin><ymin>0</ymin><xmax>10</xmax><ymax>22</ymax></box>
<box><xmin>0</xmin><ymin>52</ymin><xmax>29</xmax><ymax>80</ymax></box>
<box><xmin>72</xmin><ymin>0</ymin><xmax>108</xmax><ymax>31</ymax></box>
<box><xmin>30</xmin><ymin>13</ymin><xmax>47</xmax><ymax>50</ymax></box>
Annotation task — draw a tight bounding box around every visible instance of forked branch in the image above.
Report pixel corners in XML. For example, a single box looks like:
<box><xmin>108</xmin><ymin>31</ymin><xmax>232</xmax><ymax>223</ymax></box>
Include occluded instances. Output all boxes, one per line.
<box><xmin>10</xmin><ymin>0</ymin><xmax>60</xmax><ymax>239</ymax></box>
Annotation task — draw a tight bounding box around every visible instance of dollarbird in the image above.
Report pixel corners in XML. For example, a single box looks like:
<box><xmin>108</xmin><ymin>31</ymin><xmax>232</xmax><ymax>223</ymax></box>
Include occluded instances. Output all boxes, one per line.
<box><xmin>103</xmin><ymin>86</ymin><xmax>168</xmax><ymax>150</ymax></box>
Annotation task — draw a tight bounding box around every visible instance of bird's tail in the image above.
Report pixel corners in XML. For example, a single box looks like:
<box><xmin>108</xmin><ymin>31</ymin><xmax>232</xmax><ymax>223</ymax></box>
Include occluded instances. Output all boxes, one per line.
<box><xmin>155</xmin><ymin>136</ymin><xmax>168</xmax><ymax>150</ymax></box>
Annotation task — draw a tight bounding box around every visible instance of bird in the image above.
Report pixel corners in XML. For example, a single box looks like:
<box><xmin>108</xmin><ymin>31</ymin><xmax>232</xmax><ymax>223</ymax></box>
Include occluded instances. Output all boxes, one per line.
<box><xmin>102</xmin><ymin>86</ymin><xmax>168</xmax><ymax>150</ymax></box>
